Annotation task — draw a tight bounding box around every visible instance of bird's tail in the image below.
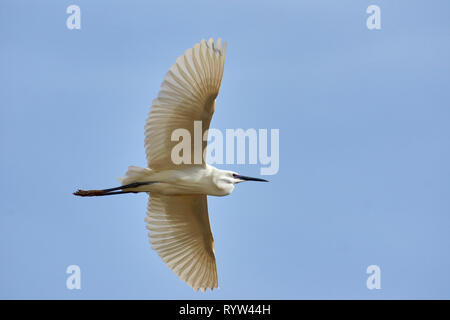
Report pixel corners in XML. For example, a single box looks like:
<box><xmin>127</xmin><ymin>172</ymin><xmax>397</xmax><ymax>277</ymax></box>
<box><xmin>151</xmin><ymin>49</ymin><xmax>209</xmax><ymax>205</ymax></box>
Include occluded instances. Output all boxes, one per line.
<box><xmin>119</xmin><ymin>166</ymin><xmax>153</xmax><ymax>185</ymax></box>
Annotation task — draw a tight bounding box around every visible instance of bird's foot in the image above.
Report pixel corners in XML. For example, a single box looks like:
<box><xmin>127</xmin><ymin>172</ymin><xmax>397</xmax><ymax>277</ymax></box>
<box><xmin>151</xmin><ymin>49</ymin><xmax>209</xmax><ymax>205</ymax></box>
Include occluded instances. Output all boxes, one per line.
<box><xmin>73</xmin><ymin>189</ymin><xmax>106</xmax><ymax>197</ymax></box>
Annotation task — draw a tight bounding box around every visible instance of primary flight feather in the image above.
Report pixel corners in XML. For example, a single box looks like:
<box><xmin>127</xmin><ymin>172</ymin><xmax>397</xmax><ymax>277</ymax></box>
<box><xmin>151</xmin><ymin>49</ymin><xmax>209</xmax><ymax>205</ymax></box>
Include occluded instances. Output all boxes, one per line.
<box><xmin>74</xmin><ymin>38</ymin><xmax>268</xmax><ymax>292</ymax></box>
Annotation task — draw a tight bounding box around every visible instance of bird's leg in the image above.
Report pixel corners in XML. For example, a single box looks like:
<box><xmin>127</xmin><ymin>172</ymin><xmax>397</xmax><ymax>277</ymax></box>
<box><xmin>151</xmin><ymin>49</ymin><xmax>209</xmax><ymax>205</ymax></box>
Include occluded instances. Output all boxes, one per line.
<box><xmin>73</xmin><ymin>181</ymin><xmax>155</xmax><ymax>197</ymax></box>
<box><xmin>73</xmin><ymin>189</ymin><xmax>136</xmax><ymax>196</ymax></box>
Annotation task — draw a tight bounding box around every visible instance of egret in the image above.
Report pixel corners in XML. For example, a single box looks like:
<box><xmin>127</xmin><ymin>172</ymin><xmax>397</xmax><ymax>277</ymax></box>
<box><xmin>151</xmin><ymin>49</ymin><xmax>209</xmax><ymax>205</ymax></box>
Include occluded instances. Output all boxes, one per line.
<box><xmin>74</xmin><ymin>38</ymin><xmax>268</xmax><ymax>292</ymax></box>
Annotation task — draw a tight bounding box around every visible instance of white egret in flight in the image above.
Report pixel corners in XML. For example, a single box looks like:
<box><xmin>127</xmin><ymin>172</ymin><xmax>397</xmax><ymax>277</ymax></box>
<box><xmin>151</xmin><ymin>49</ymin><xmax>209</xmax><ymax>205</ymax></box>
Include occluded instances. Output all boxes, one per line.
<box><xmin>74</xmin><ymin>38</ymin><xmax>268</xmax><ymax>292</ymax></box>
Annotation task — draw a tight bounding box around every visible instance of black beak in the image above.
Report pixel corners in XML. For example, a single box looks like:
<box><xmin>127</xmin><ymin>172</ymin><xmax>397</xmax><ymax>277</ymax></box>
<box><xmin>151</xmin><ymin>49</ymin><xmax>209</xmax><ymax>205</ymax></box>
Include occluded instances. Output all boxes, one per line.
<box><xmin>234</xmin><ymin>174</ymin><xmax>269</xmax><ymax>182</ymax></box>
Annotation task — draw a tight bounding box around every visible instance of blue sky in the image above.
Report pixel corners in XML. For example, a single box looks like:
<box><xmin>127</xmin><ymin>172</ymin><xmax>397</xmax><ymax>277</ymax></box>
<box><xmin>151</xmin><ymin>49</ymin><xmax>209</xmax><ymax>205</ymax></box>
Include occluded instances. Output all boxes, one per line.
<box><xmin>1</xmin><ymin>0</ymin><xmax>450</xmax><ymax>299</ymax></box>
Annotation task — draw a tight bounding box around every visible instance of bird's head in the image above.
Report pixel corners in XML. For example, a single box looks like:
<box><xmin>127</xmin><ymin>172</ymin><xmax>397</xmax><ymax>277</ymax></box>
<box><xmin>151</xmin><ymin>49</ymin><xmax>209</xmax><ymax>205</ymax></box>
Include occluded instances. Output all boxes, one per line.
<box><xmin>213</xmin><ymin>170</ymin><xmax>268</xmax><ymax>195</ymax></box>
<box><xmin>230</xmin><ymin>172</ymin><xmax>269</xmax><ymax>184</ymax></box>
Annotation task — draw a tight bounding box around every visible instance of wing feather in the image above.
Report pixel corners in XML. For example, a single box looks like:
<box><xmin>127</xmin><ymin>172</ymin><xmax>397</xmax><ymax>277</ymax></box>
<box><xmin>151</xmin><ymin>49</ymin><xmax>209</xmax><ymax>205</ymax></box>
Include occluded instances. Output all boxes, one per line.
<box><xmin>144</xmin><ymin>38</ymin><xmax>227</xmax><ymax>169</ymax></box>
<box><xmin>145</xmin><ymin>193</ymin><xmax>218</xmax><ymax>292</ymax></box>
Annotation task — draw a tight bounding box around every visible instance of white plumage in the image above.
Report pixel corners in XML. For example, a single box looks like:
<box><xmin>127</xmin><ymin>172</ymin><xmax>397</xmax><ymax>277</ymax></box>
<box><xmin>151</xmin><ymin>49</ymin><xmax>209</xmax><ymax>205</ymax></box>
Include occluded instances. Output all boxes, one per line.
<box><xmin>74</xmin><ymin>38</ymin><xmax>267</xmax><ymax>292</ymax></box>
<box><xmin>141</xmin><ymin>38</ymin><xmax>223</xmax><ymax>291</ymax></box>
<box><xmin>144</xmin><ymin>38</ymin><xmax>226</xmax><ymax>170</ymax></box>
<box><xmin>146</xmin><ymin>193</ymin><xmax>217</xmax><ymax>292</ymax></box>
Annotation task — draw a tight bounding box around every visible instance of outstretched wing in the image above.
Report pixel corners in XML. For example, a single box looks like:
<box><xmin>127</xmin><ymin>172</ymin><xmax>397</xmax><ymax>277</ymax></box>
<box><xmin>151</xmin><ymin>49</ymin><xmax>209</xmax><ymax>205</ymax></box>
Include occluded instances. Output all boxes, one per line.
<box><xmin>145</xmin><ymin>193</ymin><xmax>218</xmax><ymax>292</ymax></box>
<box><xmin>145</xmin><ymin>38</ymin><xmax>227</xmax><ymax>170</ymax></box>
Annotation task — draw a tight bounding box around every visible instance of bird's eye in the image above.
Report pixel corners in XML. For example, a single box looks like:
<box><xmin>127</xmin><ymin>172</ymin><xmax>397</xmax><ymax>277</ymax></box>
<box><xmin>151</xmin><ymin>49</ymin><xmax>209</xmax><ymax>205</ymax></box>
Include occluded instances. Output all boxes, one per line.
<box><xmin>232</xmin><ymin>173</ymin><xmax>238</xmax><ymax>178</ymax></box>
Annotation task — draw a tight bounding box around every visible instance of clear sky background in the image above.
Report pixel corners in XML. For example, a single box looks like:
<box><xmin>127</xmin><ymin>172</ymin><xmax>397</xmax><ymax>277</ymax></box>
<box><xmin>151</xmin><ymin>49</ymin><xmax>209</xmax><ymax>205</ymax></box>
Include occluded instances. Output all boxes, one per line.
<box><xmin>1</xmin><ymin>0</ymin><xmax>450</xmax><ymax>299</ymax></box>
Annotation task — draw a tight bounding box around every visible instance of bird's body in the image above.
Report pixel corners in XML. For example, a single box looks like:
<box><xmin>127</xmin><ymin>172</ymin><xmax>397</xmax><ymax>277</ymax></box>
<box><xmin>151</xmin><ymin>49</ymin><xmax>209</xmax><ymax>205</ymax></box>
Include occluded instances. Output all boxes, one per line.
<box><xmin>74</xmin><ymin>38</ymin><xmax>267</xmax><ymax>292</ymax></box>
<box><xmin>119</xmin><ymin>164</ymin><xmax>236</xmax><ymax>196</ymax></box>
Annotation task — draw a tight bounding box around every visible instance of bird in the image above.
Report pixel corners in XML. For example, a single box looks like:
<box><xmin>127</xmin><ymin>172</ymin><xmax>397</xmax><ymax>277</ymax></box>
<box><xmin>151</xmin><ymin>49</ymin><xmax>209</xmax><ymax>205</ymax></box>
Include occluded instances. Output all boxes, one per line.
<box><xmin>74</xmin><ymin>38</ymin><xmax>268</xmax><ymax>292</ymax></box>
